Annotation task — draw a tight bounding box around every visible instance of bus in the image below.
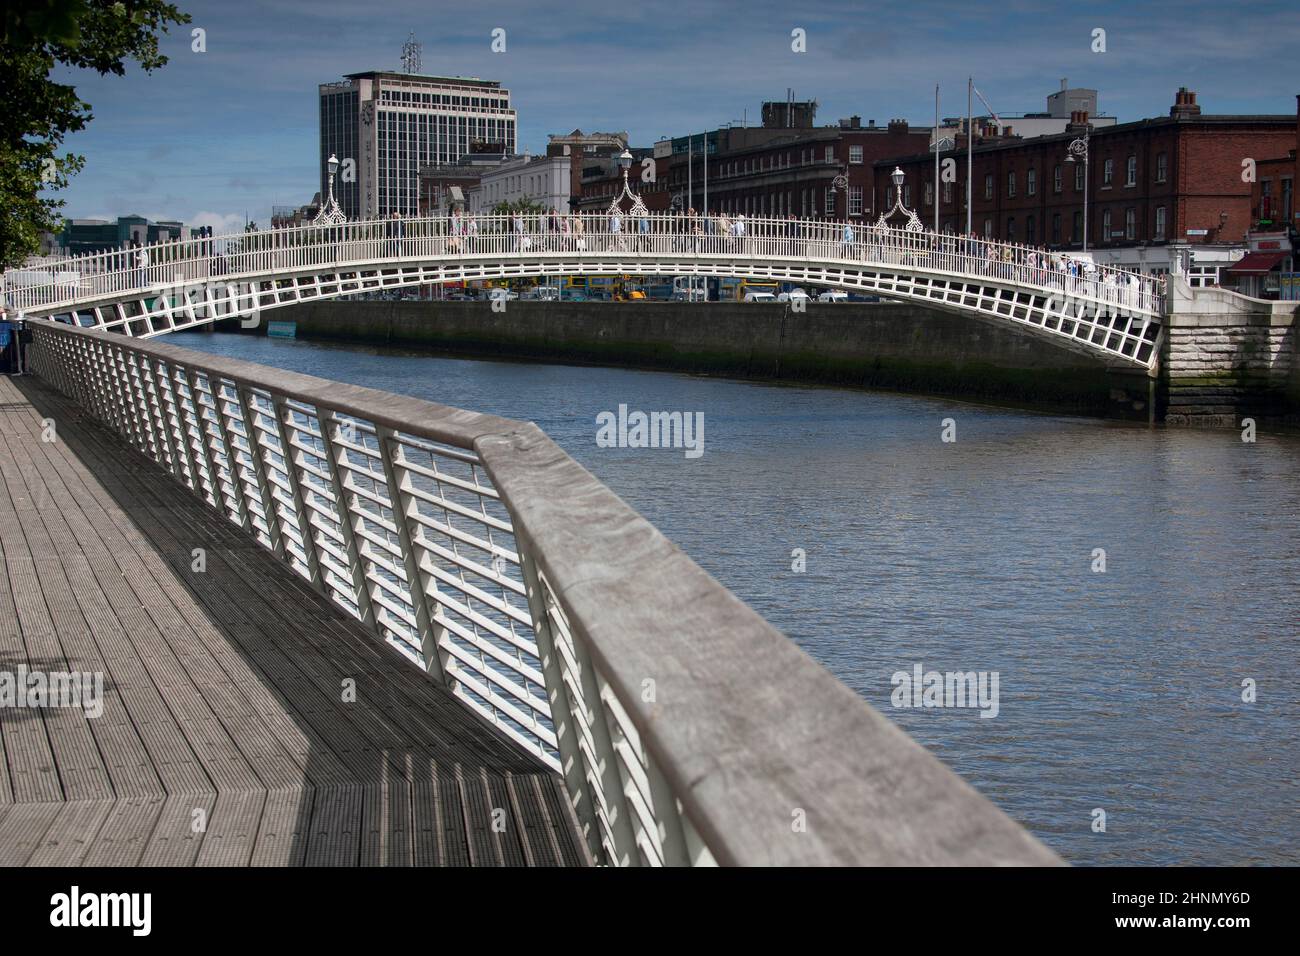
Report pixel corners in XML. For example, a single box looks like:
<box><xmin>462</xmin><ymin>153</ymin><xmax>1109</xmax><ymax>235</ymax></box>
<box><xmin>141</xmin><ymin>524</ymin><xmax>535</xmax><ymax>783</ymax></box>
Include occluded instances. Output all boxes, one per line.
<box><xmin>715</xmin><ymin>277</ymin><xmax>779</xmax><ymax>301</ymax></box>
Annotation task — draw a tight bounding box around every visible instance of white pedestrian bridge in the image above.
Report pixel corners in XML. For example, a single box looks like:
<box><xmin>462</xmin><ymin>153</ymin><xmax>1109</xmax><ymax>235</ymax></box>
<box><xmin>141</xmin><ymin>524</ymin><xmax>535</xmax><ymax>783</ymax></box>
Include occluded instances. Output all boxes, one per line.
<box><xmin>5</xmin><ymin>214</ymin><xmax>1166</xmax><ymax>369</ymax></box>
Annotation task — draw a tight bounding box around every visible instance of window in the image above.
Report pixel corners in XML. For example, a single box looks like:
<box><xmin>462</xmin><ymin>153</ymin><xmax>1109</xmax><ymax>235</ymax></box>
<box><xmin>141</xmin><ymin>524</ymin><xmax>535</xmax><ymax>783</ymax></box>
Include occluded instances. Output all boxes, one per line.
<box><xmin>983</xmin><ymin>218</ymin><xmax>993</xmax><ymax>237</ymax></box>
<box><xmin>1074</xmin><ymin>163</ymin><xmax>1085</xmax><ymax>192</ymax></box>
<box><xmin>1102</xmin><ymin>208</ymin><xmax>1112</xmax><ymax>240</ymax></box>
<box><xmin>1156</xmin><ymin>152</ymin><xmax>1168</xmax><ymax>183</ymax></box>
<box><xmin>1126</xmin><ymin>155</ymin><xmax>1137</xmax><ymax>187</ymax></box>
<box><xmin>1102</xmin><ymin>158</ymin><xmax>1114</xmax><ymax>186</ymax></box>
<box><xmin>1027</xmin><ymin>168</ymin><xmax>1037</xmax><ymax>196</ymax></box>
<box><xmin>849</xmin><ymin>186</ymin><xmax>864</xmax><ymax>215</ymax></box>
<box><xmin>984</xmin><ymin>173</ymin><xmax>994</xmax><ymax>200</ymax></box>
<box><xmin>825</xmin><ymin>146</ymin><xmax>835</xmax><ymax>162</ymax></box>
<box><xmin>1007</xmin><ymin>171</ymin><xmax>1016</xmax><ymax>198</ymax></box>
<box><xmin>1053</xmin><ymin>165</ymin><xmax>1063</xmax><ymax>193</ymax></box>
<box><xmin>1007</xmin><ymin>217</ymin><xmax>1016</xmax><ymax>240</ymax></box>
<box><xmin>1073</xmin><ymin>211</ymin><xmax>1082</xmax><ymax>242</ymax></box>
<box><xmin>903</xmin><ymin>184</ymin><xmax>911</xmax><ymax>207</ymax></box>
<box><xmin>943</xmin><ymin>180</ymin><xmax>953</xmax><ymax>204</ymax></box>
<box><xmin>1154</xmin><ymin>206</ymin><xmax>1167</xmax><ymax>240</ymax></box>
<box><xmin>924</xmin><ymin>182</ymin><xmax>934</xmax><ymax>207</ymax></box>
<box><xmin>1051</xmin><ymin>213</ymin><xmax>1061</xmax><ymax>243</ymax></box>
<box><xmin>1026</xmin><ymin>214</ymin><xmax>1036</xmax><ymax>244</ymax></box>
<box><xmin>1125</xmin><ymin>207</ymin><xmax>1136</xmax><ymax>239</ymax></box>
<box><xmin>849</xmin><ymin>145</ymin><xmax>863</xmax><ymax>164</ymax></box>
<box><xmin>825</xmin><ymin>187</ymin><xmax>835</xmax><ymax>215</ymax></box>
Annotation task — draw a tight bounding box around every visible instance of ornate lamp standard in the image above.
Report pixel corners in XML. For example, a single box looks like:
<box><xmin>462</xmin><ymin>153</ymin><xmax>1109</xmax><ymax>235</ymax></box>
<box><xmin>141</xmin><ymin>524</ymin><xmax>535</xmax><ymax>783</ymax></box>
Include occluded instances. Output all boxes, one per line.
<box><xmin>607</xmin><ymin>149</ymin><xmax>649</xmax><ymax>218</ymax></box>
<box><xmin>313</xmin><ymin>153</ymin><xmax>347</xmax><ymax>226</ymax></box>
<box><xmin>827</xmin><ymin>163</ymin><xmax>850</xmax><ymax>218</ymax></box>
<box><xmin>876</xmin><ymin>166</ymin><xmax>924</xmax><ymax>232</ymax></box>
<box><xmin>1064</xmin><ymin>132</ymin><xmax>1089</xmax><ymax>250</ymax></box>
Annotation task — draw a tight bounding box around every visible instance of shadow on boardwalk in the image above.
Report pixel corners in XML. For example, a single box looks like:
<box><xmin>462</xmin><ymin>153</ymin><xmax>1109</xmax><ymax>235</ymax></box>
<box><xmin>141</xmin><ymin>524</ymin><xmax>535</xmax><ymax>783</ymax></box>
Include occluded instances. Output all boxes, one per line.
<box><xmin>0</xmin><ymin>374</ymin><xmax>589</xmax><ymax>867</ymax></box>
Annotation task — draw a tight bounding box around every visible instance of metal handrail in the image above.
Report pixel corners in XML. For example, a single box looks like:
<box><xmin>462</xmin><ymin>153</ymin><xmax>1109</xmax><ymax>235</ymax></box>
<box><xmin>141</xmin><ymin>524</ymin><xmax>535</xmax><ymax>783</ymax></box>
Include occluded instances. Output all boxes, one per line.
<box><xmin>4</xmin><ymin>213</ymin><xmax>1166</xmax><ymax>318</ymax></box>
<box><xmin>25</xmin><ymin>320</ymin><xmax>1062</xmax><ymax>866</ymax></box>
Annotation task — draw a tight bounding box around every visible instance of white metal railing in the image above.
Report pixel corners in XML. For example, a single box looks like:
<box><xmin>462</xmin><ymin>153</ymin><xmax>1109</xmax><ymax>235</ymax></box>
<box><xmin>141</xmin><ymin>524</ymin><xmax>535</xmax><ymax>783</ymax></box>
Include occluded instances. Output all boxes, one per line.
<box><xmin>23</xmin><ymin>321</ymin><xmax>1062</xmax><ymax>867</ymax></box>
<box><xmin>4</xmin><ymin>213</ymin><xmax>1166</xmax><ymax>317</ymax></box>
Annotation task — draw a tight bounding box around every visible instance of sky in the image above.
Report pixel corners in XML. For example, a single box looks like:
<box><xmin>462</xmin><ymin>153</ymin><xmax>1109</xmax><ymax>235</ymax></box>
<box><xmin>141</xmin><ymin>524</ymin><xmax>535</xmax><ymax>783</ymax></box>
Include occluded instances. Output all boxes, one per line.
<box><xmin>49</xmin><ymin>0</ymin><xmax>1299</xmax><ymax>233</ymax></box>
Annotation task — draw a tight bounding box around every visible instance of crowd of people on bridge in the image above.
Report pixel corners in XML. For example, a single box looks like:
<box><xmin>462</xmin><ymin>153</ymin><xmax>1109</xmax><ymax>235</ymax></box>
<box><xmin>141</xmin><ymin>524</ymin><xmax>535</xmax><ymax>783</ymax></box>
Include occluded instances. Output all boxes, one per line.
<box><xmin>20</xmin><ymin>210</ymin><xmax>1165</xmax><ymax>314</ymax></box>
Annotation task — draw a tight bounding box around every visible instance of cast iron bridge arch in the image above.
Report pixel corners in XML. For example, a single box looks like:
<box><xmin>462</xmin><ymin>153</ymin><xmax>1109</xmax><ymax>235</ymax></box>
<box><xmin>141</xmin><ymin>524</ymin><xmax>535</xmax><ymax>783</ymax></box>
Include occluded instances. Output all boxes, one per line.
<box><xmin>6</xmin><ymin>214</ymin><xmax>1165</xmax><ymax>369</ymax></box>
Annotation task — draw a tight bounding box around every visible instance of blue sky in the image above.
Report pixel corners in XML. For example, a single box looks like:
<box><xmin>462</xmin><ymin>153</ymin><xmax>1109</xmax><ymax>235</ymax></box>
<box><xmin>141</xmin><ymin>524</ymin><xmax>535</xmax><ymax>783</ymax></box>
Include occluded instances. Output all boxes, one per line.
<box><xmin>51</xmin><ymin>0</ymin><xmax>1298</xmax><ymax>232</ymax></box>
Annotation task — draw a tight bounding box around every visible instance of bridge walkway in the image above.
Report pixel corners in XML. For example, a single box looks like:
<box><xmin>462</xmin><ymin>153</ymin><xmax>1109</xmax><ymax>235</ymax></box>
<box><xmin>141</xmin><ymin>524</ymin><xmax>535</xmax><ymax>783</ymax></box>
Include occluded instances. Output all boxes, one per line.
<box><xmin>0</xmin><ymin>373</ymin><xmax>589</xmax><ymax>866</ymax></box>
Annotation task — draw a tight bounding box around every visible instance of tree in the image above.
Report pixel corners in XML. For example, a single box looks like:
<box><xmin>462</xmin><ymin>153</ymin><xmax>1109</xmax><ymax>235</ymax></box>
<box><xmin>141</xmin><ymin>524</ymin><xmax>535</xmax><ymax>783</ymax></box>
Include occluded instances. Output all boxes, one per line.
<box><xmin>1</xmin><ymin>0</ymin><xmax>190</xmax><ymax>270</ymax></box>
<box><xmin>490</xmin><ymin>198</ymin><xmax>545</xmax><ymax>217</ymax></box>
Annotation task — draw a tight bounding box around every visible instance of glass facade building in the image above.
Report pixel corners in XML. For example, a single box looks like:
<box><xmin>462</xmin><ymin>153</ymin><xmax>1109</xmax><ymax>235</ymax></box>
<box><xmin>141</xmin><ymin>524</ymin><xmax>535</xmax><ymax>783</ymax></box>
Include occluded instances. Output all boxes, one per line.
<box><xmin>319</xmin><ymin>72</ymin><xmax>517</xmax><ymax>220</ymax></box>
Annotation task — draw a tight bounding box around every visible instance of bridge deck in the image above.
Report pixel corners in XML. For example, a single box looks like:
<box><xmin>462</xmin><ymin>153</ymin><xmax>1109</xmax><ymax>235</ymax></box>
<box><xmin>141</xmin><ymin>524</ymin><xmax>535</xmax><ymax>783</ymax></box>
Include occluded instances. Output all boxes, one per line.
<box><xmin>0</xmin><ymin>373</ymin><xmax>589</xmax><ymax>867</ymax></box>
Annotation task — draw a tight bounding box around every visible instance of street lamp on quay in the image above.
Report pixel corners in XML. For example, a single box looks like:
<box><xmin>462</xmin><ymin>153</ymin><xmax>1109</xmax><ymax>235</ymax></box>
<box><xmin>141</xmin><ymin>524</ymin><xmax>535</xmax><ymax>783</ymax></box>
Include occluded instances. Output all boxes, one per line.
<box><xmin>312</xmin><ymin>153</ymin><xmax>347</xmax><ymax>226</ymax></box>
<box><xmin>1064</xmin><ymin>132</ymin><xmax>1089</xmax><ymax>251</ymax></box>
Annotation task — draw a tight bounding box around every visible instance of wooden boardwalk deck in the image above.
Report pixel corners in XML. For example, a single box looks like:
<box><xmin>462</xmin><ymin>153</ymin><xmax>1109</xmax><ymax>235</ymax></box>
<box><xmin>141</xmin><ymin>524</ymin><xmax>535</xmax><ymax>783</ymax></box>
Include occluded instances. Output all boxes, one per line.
<box><xmin>0</xmin><ymin>373</ymin><xmax>589</xmax><ymax>867</ymax></box>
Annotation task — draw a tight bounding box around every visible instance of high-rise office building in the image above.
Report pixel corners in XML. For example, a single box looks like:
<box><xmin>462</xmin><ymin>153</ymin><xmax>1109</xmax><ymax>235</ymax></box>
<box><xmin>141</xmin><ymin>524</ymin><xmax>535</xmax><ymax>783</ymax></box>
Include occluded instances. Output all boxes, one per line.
<box><xmin>319</xmin><ymin>71</ymin><xmax>518</xmax><ymax>219</ymax></box>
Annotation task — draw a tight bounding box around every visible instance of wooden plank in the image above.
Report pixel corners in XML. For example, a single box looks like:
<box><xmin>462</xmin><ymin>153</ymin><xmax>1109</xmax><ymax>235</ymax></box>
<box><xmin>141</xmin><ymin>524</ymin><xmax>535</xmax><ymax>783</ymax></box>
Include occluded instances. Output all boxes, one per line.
<box><xmin>25</xmin><ymin>800</ymin><xmax>112</xmax><ymax>866</ymax></box>
<box><xmin>0</xmin><ymin>802</ymin><xmax>61</xmax><ymax>866</ymax></box>
<box><xmin>80</xmin><ymin>795</ymin><xmax>165</xmax><ymax>867</ymax></box>
<box><xmin>194</xmin><ymin>790</ymin><xmax>265</xmax><ymax>867</ymax></box>
<box><xmin>250</xmin><ymin>788</ymin><xmax>312</xmax><ymax>867</ymax></box>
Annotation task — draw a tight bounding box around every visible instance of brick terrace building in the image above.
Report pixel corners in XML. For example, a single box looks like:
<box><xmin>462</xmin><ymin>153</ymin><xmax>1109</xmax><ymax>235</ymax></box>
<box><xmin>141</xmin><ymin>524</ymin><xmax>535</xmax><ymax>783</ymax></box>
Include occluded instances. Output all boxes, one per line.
<box><xmin>576</xmin><ymin>100</ymin><xmax>932</xmax><ymax>219</ymax></box>
<box><xmin>876</xmin><ymin>89</ymin><xmax>1298</xmax><ymax>279</ymax></box>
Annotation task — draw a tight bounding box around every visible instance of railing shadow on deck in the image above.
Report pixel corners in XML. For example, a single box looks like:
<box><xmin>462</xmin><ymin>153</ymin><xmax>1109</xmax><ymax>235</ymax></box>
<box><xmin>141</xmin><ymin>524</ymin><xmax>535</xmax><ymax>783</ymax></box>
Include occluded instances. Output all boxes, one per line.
<box><xmin>21</xmin><ymin>321</ymin><xmax>1064</xmax><ymax>866</ymax></box>
<box><xmin>11</xmin><ymin>373</ymin><xmax>587</xmax><ymax>866</ymax></box>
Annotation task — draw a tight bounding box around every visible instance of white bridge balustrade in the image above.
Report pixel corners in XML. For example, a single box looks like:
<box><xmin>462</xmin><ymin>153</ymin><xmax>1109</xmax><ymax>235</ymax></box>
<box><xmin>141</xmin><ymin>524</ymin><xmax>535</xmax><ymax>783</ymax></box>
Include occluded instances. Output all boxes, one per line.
<box><xmin>5</xmin><ymin>213</ymin><xmax>1166</xmax><ymax>369</ymax></box>
<box><xmin>23</xmin><ymin>320</ymin><xmax>1061</xmax><ymax>867</ymax></box>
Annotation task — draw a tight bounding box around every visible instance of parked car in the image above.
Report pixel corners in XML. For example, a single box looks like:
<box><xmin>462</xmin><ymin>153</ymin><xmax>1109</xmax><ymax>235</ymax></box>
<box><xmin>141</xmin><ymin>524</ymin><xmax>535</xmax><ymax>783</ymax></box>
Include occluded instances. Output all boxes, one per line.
<box><xmin>487</xmin><ymin>288</ymin><xmax>519</xmax><ymax>302</ymax></box>
<box><xmin>777</xmin><ymin>288</ymin><xmax>810</xmax><ymax>302</ymax></box>
<box><xmin>521</xmin><ymin>287</ymin><xmax>560</xmax><ymax>301</ymax></box>
<box><xmin>817</xmin><ymin>290</ymin><xmax>849</xmax><ymax>303</ymax></box>
<box><xmin>743</xmin><ymin>291</ymin><xmax>778</xmax><ymax>303</ymax></box>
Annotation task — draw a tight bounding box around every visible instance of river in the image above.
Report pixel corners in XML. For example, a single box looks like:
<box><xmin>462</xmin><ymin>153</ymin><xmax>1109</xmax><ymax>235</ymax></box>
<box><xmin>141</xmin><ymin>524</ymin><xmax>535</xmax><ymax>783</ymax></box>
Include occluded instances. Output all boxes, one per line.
<box><xmin>171</xmin><ymin>329</ymin><xmax>1299</xmax><ymax>866</ymax></box>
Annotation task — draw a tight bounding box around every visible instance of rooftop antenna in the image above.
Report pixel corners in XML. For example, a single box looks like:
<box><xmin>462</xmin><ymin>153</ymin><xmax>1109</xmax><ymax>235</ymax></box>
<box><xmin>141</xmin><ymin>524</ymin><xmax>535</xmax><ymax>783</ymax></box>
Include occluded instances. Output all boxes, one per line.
<box><xmin>401</xmin><ymin>32</ymin><xmax>421</xmax><ymax>74</ymax></box>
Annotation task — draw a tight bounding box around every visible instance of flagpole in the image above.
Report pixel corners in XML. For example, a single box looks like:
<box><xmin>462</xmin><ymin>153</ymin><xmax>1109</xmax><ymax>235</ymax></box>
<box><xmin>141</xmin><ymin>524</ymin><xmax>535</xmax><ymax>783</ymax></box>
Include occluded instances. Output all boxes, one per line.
<box><xmin>934</xmin><ymin>83</ymin><xmax>940</xmax><ymax>239</ymax></box>
<box><xmin>966</xmin><ymin>77</ymin><xmax>973</xmax><ymax>236</ymax></box>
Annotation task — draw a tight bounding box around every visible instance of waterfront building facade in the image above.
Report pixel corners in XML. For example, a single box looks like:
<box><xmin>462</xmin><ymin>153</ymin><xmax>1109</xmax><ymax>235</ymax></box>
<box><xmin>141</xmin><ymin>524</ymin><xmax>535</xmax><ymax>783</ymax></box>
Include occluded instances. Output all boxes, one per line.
<box><xmin>58</xmin><ymin>215</ymin><xmax>187</xmax><ymax>255</ymax></box>
<box><xmin>878</xmin><ymin>89</ymin><xmax>1298</xmax><ymax>282</ymax></box>
<box><xmin>319</xmin><ymin>71</ymin><xmax>518</xmax><ymax>220</ymax></box>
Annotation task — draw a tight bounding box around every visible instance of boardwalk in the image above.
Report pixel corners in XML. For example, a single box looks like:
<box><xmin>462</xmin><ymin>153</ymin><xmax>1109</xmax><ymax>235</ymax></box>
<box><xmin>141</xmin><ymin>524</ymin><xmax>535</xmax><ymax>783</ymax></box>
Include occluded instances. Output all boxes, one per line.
<box><xmin>0</xmin><ymin>373</ymin><xmax>589</xmax><ymax>867</ymax></box>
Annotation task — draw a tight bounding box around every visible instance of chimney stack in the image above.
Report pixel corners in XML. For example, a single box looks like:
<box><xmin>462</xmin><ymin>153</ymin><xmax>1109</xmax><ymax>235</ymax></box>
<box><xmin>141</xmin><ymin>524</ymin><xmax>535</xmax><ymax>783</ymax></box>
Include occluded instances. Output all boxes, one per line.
<box><xmin>1170</xmin><ymin>87</ymin><xmax>1201</xmax><ymax>119</ymax></box>
<box><xmin>1066</xmin><ymin>110</ymin><xmax>1091</xmax><ymax>132</ymax></box>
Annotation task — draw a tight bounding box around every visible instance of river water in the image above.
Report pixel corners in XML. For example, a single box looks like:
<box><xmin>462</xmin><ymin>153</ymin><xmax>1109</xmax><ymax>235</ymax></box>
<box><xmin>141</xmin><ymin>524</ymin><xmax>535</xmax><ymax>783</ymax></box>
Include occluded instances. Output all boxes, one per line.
<box><xmin>172</xmin><ymin>330</ymin><xmax>1299</xmax><ymax>866</ymax></box>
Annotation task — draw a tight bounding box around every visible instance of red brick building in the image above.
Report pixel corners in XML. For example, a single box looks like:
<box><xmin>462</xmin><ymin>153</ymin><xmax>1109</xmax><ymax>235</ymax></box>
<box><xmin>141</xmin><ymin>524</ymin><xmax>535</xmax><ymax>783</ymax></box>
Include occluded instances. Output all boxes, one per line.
<box><xmin>576</xmin><ymin>101</ymin><xmax>932</xmax><ymax>218</ymax></box>
<box><xmin>876</xmin><ymin>89</ymin><xmax>1297</xmax><ymax>277</ymax></box>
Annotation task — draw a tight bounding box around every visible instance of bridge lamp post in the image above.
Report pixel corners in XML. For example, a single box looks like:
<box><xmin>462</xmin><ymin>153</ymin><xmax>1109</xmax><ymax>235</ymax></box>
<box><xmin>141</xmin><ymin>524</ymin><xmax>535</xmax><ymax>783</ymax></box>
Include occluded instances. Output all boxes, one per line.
<box><xmin>1065</xmin><ymin>133</ymin><xmax>1089</xmax><ymax>251</ymax></box>
<box><xmin>313</xmin><ymin>153</ymin><xmax>347</xmax><ymax>227</ymax></box>
<box><xmin>875</xmin><ymin>166</ymin><xmax>924</xmax><ymax>233</ymax></box>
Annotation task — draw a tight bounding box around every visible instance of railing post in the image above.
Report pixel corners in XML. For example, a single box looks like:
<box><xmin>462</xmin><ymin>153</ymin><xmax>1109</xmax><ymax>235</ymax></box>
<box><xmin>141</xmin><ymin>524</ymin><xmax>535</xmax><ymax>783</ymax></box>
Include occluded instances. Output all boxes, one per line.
<box><xmin>513</xmin><ymin>552</ymin><xmax>605</xmax><ymax>864</ymax></box>
<box><xmin>234</xmin><ymin>385</ymin><xmax>287</xmax><ymax>561</ymax></box>
<box><xmin>309</xmin><ymin>404</ymin><xmax>376</xmax><ymax>626</ymax></box>
<box><xmin>182</xmin><ymin>367</ymin><xmax>229</xmax><ymax>518</ymax></box>
<box><xmin>264</xmin><ymin>395</ymin><xmax>331</xmax><ymax>596</ymax></box>
<box><xmin>374</xmin><ymin>426</ymin><xmax>449</xmax><ymax>681</ymax></box>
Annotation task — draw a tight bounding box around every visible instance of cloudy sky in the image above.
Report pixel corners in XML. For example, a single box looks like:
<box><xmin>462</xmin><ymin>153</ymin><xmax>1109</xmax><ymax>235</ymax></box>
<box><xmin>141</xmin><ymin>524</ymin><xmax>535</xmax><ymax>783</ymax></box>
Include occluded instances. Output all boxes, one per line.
<box><xmin>51</xmin><ymin>0</ymin><xmax>1298</xmax><ymax>232</ymax></box>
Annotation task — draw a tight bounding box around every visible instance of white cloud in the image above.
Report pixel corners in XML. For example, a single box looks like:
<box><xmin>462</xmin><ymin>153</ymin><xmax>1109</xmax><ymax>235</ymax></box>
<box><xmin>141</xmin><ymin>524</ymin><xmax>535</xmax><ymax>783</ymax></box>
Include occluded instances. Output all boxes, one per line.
<box><xmin>189</xmin><ymin>211</ymin><xmax>247</xmax><ymax>235</ymax></box>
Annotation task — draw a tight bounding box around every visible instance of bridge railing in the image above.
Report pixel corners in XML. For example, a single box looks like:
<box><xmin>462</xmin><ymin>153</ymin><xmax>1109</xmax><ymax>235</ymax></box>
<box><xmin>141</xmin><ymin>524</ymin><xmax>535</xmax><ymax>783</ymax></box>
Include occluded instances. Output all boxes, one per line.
<box><xmin>24</xmin><ymin>319</ymin><xmax>1061</xmax><ymax>867</ymax></box>
<box><xmin>5</xmin><ymin>213</ymin><xmax>1164</xmax><ymax>316</ymax></box>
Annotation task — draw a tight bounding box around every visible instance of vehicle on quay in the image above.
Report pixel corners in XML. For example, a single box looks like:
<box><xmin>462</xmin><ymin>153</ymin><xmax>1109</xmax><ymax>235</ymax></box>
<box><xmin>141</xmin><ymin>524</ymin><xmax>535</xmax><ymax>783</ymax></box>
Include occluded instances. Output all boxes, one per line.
<box><xmin>743</xmin><ymin>291</ymin><xmax>778</xmax><ymax>303</ymax></box>
<box><xmin>777</xmin><ymin>288</ymin><xmax>810</xmax><ymax>303</ymax></box>
<box><xmin>817</xmin><ymin>290</ymin><xmax>849</xmax><ymax>303</ymax></box>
